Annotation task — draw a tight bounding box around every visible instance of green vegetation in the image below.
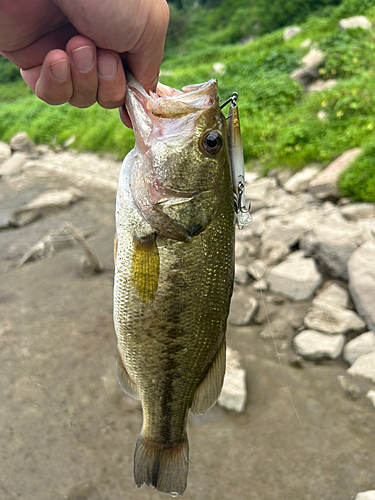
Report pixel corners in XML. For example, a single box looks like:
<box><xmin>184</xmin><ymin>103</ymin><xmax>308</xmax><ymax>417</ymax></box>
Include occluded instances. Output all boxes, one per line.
<box><xmin>1</xmin><ymin>0</ymin><xmax>375</xmax><ymax>200</ymax></box>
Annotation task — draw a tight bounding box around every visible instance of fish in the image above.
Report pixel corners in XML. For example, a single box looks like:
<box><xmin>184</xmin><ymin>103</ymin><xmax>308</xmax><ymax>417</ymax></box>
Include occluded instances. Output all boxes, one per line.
<box><xmin>113</xmin><ymin>74</ymin><xmax>236</xmax><ymax>496</ymax></box>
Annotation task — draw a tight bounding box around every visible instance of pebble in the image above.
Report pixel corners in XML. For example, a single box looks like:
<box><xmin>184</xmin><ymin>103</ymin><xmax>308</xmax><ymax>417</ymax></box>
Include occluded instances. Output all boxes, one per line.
<box><xmin>230</xmin><ymin>297</ymin><xmax>259</xmax><ymax>326</ymax></box>
<box><xmin>9</xmin><ymin>131</ymin><xmax>35</xmax><ymax>154</ymax></box>
<box><xmin>304</xmin><ymin>300</ymin><xmax>366</xmax><ymax>335</ymax></box>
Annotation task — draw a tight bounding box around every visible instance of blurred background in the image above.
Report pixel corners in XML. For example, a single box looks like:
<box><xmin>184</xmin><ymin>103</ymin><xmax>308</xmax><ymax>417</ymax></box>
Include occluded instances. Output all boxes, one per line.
<box><xmin>1</xmin><ymin>1</ymin><xmax>375</xmax><ymax>499</ymax></box>
<box><xmin>1</xmin><ymin>0</ymin><xmax>375</xmax><ymax>201</ymax></box>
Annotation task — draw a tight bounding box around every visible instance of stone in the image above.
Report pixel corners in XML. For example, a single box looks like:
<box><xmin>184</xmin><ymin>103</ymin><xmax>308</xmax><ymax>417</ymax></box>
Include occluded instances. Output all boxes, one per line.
<box><xmin>283</xmin><ymin>166</ymin><xmax>320</xmax><ymax>194</ymax></box>
<box><xmin>300</xmin><ymin>38</ymin><xmax>312</xmax><ymax>48</ymax></box>
<box><xmin>307</xmin><ymin>79</ymin><xmax>337</xmax><ymax>92</ymax></box>
<box><xmin>344</xmin><ymin>332</ymin><xmax>375</xmax><ymax>365</ymax></box>
<box><xmin>261</xmin><ymin>221</ymin><xmax>306</xmax><ymax>248</ymax></box>
<box><xmin>247</xmin><ymin>259</ymin><xmax>267</xmax><ymax>280</ymax></box>
<box><xmin>260</xmin><ymin>318</ymin><xmax>294</xmax><ymax>340</ymax></box>
<box><xmin>286</xmin><ymin>250</ymin><xmax>306</xmax><ymax>260</ymax></box>
<box><xmin>0</xmin><ymin>141</ymin><xmax>11</xmax><ymax>165</ymax></box>
<box><xmin>9</xmin><ymin>131</ymin><xmax>35</xmax><ymax>153</ymax></box>
<box><xmin>294</xmin><ymin>330</ymin><xmax>345</xmax><ymax>360</ymax></box>
<box><xmin>348</xmin><ymin>241</ymin><xmax>375</xmax><ymax>331</ymax></box>
<box><xmin>314</xmin><ymin>283</ymin><xmax>350</xmax><ymax>308</ymax></box>
<box><xmin>246</xmin><ymin>177</ymin><xmax>277</xmax><ymax>200</ymax></box>
<box><xmin>340</xmin><ymin>203</ymin><xmax>375</xmax><ymax>221</ymax></box>
<box><xmin>290</xmin><ymin>65</ymin><xmax>320</xmax><ymax>86</ymax></box>
<box><xmin>10</xmin><ymin>187</ymin><xmax>85</xmax><ymax>227</ymax></box>
<box><xmin>212</xmin><ymin>62</ymin><xmax>226</xmax><ymax>75</ymax></box>
<box><xmin>230</xmin><ymin>297</ymin><xmax>259</xmax><ymax>326</ymax></box>
<box><xmin>366</xmin><ymin>390</ymin><xmax>375</xmax><ymax>409</ymax></box>
<box><xmin>357</xmin><ymin>218</ymin><xmax>375</xmax><ymax>242</ymax></box>
<box><xmin>0</xmin><ymin>152</ymin><xmax>29</xmax><ymax>176</ymax></box>
<box><xmin>347</xmin><ymin>351</ymin><xmax>375</xmax><ymax>384</ymax></box>
<box><xmin>267</xmin><ymin>258</ymin><xmax>322</xmax><ymax>301</ymax></box>
<box><xmin>63</xmin><ymin>135</ymin><xmax>76</xmax><ymax>148</ymax></box>
<box><xmin>337</xmin><ymin>375</ymin><xmax>362</xmax><ymax>400</ymax></box>
<box><xmin>304</xmin><ymin>300</ymin><xmax>366</xmax><ymax>335</ymax></box>
<box><xmin>217</xmin><ymin>347</ymin><xmax>247</xmax><ymax>413</ymax></box>
<box><xmin>317</xmin><ymin>110</ymin><xmax>328</xmax><ymax>121</ymax></box>
<box><xmin>339</xmin><ymin>16</ymin><xmax>372</xmax><ymax>31</ymax></box>
<box><xmin>283</xmin><ymin>26</ymin><xmax>302</xmax><ymax>42</ymax></box>
<box><xmin>252</xmin><ymin>279</ymin><xmax>268</xmax><ymax>292</ymax></box>
<box><xmin>275</xmin><ymin>169</ymin><xmax>294</xmax><ymax>187</ymax></box>
<box><xmin>302</xmin><ymin>48</ymin><xmax>325</xmax><ymax>68</ymax></box>
<box><xmin>234</xmin><ymin>264</ymin><xmax>249</xmax><ymax>285</ymax></box>
<box><xmin>309</xmin><ymin>148</ymin><xmax>362</xmax><ymax>200</ymax></box>
<box><xmin>300</xmin><ymin>221</ymin><xmax>364</xmax><ymax>280</ymax></box>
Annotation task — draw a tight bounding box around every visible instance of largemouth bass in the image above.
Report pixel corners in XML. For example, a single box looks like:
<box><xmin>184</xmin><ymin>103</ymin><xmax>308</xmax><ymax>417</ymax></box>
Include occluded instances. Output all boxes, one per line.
<box><xmin>113</xmin><ymin>74</ymin><xmax>235</xmax><ymax>496</ymax></box>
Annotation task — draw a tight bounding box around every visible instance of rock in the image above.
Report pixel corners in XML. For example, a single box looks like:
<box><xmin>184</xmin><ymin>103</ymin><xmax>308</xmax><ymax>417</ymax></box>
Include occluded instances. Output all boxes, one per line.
<box><xmin>307</xmin><ymin>79</ymin><xmax>337</xmax><ymax>92</ymax></box>
<box><xmin>340</xmin><ymin>203</ymin><xmax>375</xmax><ymax>221</ymax></box>
<box><xmin>344</xmin><ymin>332</ymin><xmax>375</xmax><ymax>365</ymax></box>
<box><xmin>290</xmin><ymin>65</ymin><xmax>320</xmax><ymax>86</ymax></box>
<box><xmin>300</xmin><ymin>221</ymin><xmax>364</xmax><ymax>280</ymax></box>
<box><xmin>234</xmin><ymin>264</ymin><xmax>249</xmax><ymax>285</ymax></box>
<box><xmin>246</xmin><ymin>177</ymin><xmax>277</xmax><ymax>199</ymax></box>
<box><xmin>260</xmin><ymin>318</ymin><xmax>294</xmax><ymax>340</ymax></box>
<box><xmin>252</xmin><ymin>278</ymin><xmax>268</xmax><ymax>292</ymax></box>
<box><xmin>294</xmin><ymin>330</ymin><xmax>345</xmax><ymax>360</ymax></box>
<box><xmin>347</xmin><ymin>351</ymin><xmax>375</xmax><ymax>384</ymax></box>
<box><xmin>337</xmin><ymin>375</ymin><xmax>362</xmax><ymax>400</ymax></box>
<box><xmin>302</xmin><ymin>48</ymin><xmax>325</xmax><ymax>68</ymax></box>
<box><xmin>289</xmin><ymin>355</ymin><xmax>304</xmax><ymax>368</ymax></box>
<box><xmin>9</xmin><ymin>131</ymin><xmax>35</xmax><ymax>153</ymax></box>
<box><xmin>317</xmin><ymin>110</ymin><xmax>328</xmax><ymax>121</ymax></box>
<box><xmin>10</xmin><ymin>187</ymin><xmax>85</xmax><ymax>227</ymax></box>
<box><xmin>300</xmin><ymin>38</ymin><xmax>312</xmax><ymax>48</ymax></box>
<box><xmin>63</xmin><ymin>135</ymin><xmax>76</xmax><ymax>148</ymax></box>
<box><xmin>348</xmin><ymin>241</ymin><xmax>375</xmax><ymax>331</ymax></box>
<box><xmin>283</xmin><ymin>166</ymin><xmax>320</xmax><ymax>193</ymax></box>
<box><xmin>339</xmin><ymin>16</ymin><xmax>372</xmax><ymax>31</ymax></box>
<box><xmin>267</xmin><ymin>258</ymin><xmax>323</xmax><ymax>301</ymax></box>
<box><xmin>366</xmin><ymin>390</ymin><xmax>375</xmax><ymax>409</ymax></box>
<box><xmin>244</xmin><ymin>171</ymin><xmax>259</xmax><ymax>184</ymax></box>
<box><xmin>304</xmin><ymin>300</ymin><xmax>366</xmax><ymax>335</ymax></box>
<box><xmin>283</xmin><ymin>26</ymin><xmax>302</xmax><ymax>42</ymax></box>
<box><xmin>357</xmin><ymin>218</ymin><xmax>375</xmax><ymax>242</ymax></box>
<box><xmin>0</xmin><ymin>152</ymin><xmax>29</xmax><ymax>176</ymax></box>
<box><xmin>212</xmin><ymin>62</ymin><xmax>226</xmax><ymax>75</ymax></box>
<box><xmin>275</xmin><ymin>169</ymin><xmax>294</xmax><ymax>187</ymax></box>
<box><xmin>286</xmin><ymin>250</ymin><xmax>306</xmax><ymax>260</ymax></box>
<box><xmin>0</xmin><ymin>141</ymin><xmax>11</xmax><ymax>165</ymax></box>
<box><xmin>35</xmin><ymin>144</ymin><xmax>52</xmax><ymax>156</ymax></box>
<box><xmin>314</xmin><ymin>283</ymin><xmax>350</xmax><ymax>308</ymax></box>
<box><xmin>261</xmin><ymin>221</ymin><xmax>306</xmax><ymax>248</ymax></box>
<box><xmin>230</xmin><ymin>297</ymin><xmax>259</xmax><ymax>326</ymax></box>
<box><xmin>247</xmin><ymin>259</ymin><xmax>267</xmax><ymax>280</ymax></box>
<box><xmin>309</xmin><ymin>148</ymin><xmax>362</xmax><ymax>200</ymax></box>
<box><xmin>217</xmin><ymin>347</ymin><xmax>247</xmax><ymax>413</ymax></box>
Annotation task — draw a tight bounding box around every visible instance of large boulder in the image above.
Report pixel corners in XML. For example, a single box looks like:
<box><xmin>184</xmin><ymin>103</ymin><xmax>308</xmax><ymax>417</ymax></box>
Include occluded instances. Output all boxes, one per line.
<box><xmin>267</xmin><ymin>258</ymin><xmax>322</xmax><ymax>301</ymax></box>
<box><xmin>300</xmin><ymin>221</ymin><xmax>364</xmax><ymax>280</ymax></box>
<box><xmin>348</xmin><ymin>241</ymin><xmax>375</xmax><ymax>331</ymax></box>
<box><xmin>294</xmin><ymin>330</ymin><xmax>345</xmax><ymax>360</ymax></box>
<box><xmin>309</xmin><ymin>148</ymin><xmax>362</xmax><ymax>200</ymax></box>
<box><xmin>339</xmin><ymin>16</ymin><xmax>372</xmax><ymax>31</ymax></box>
<box><xmin>304</xmin><ymin>300</ymin><xmax>366</xmax><ymax>335</ymax></box>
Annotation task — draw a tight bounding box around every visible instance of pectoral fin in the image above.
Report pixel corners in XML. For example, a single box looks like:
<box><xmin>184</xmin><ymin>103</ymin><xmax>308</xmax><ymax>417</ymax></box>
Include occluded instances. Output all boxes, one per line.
<box><xmin>116</xmin><ymin>348</ymin><xmax>140</xmax><ymax>400</ymax></box>
<box><xmin>190</xmin><ymin>338</ymin><xmax>226</xmax><ymax>415</ymax></box>
<box><xmin>131</xmin><ymin>233</ymin><xmax>160</xmax><ymax>302</ymax></box>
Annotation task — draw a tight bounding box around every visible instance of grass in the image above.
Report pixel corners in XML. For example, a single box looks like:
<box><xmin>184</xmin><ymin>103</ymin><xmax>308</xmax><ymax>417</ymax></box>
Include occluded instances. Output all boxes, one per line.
<box><xmin>1</xmin><ymin>0</ymin><xmax>375</xmax><ymax>200</ymax></box>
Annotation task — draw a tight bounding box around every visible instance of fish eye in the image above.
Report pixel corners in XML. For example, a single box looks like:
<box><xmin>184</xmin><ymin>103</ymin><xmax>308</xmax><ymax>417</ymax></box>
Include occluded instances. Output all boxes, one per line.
<box><xmin>201</xmin><ymin>130</ymin><xmax>222</xmax><ymax>155</ymax></box>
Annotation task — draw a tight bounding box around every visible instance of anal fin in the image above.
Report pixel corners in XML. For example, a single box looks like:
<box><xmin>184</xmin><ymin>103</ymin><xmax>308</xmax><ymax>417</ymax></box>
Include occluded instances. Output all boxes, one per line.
<box><xmin>116</xmin><ymin>348</ymin><xmax>140</xmax><ymax>400</ymax></box>
<box><xmin>190</xmin><ymin>338</ymin><xmax>226</xmax><ymax>415</ymax></box>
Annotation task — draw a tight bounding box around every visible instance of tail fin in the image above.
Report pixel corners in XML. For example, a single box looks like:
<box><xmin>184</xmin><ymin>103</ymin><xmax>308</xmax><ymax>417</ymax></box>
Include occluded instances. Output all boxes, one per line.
<box><xmin>134</xmin><ymin>434</ymin><xmax>189</xmax><ymax>496</ymax></box>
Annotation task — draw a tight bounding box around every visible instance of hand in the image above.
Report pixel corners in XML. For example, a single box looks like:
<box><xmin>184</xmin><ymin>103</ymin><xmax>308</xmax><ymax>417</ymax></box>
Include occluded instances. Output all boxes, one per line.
<box><xmin>0</xmin><ymin>0</ymin><xmax>169</xmax><ymax>116</ymax></box>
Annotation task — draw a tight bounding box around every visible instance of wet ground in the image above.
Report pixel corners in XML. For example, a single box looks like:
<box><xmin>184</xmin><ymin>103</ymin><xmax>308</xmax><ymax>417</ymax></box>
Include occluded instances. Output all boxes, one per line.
<box><xmin>1</xmin><ymin>167</ymin><xmax>374</xmax><ymax>500</ymax></box>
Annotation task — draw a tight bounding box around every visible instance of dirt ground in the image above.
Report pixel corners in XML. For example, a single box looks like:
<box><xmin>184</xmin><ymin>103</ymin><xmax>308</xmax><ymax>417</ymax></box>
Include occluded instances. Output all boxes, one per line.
<box><xmin>1</xmin><ymin>167</ymin><xmax>374</xmax><ymax>500</ymax></box>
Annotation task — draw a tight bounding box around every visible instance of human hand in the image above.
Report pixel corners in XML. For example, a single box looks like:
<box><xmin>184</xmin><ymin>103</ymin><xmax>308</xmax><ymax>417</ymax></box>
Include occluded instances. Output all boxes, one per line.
<box><xmin>0</xmin><ymin>0</ymin><xmax>169</xmax><ymax>118</ymax></box>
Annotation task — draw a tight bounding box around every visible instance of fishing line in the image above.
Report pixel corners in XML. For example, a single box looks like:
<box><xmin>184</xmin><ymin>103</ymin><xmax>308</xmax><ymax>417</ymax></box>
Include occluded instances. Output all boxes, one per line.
<box><xmin>238</xmin><ymin>230</ymin><xmax>303</xmax><ymax>428</ymax></box>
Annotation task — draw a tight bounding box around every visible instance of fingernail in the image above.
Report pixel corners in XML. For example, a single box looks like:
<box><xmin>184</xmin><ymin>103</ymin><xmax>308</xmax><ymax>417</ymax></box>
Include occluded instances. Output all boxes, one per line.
<box><xmin>51</xmin><ymin>59</ymin><xmax>69</xmax><ymax>82</ymax></box>
<box><xmin>71</xmin><ymin>46</ymin><xmax>95</xmax><ymax>73</ymax></box>
<box><xmin>98</xmin><ymin>54</ymin><xmax>118</xmax><ymax>81</ymax></box>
